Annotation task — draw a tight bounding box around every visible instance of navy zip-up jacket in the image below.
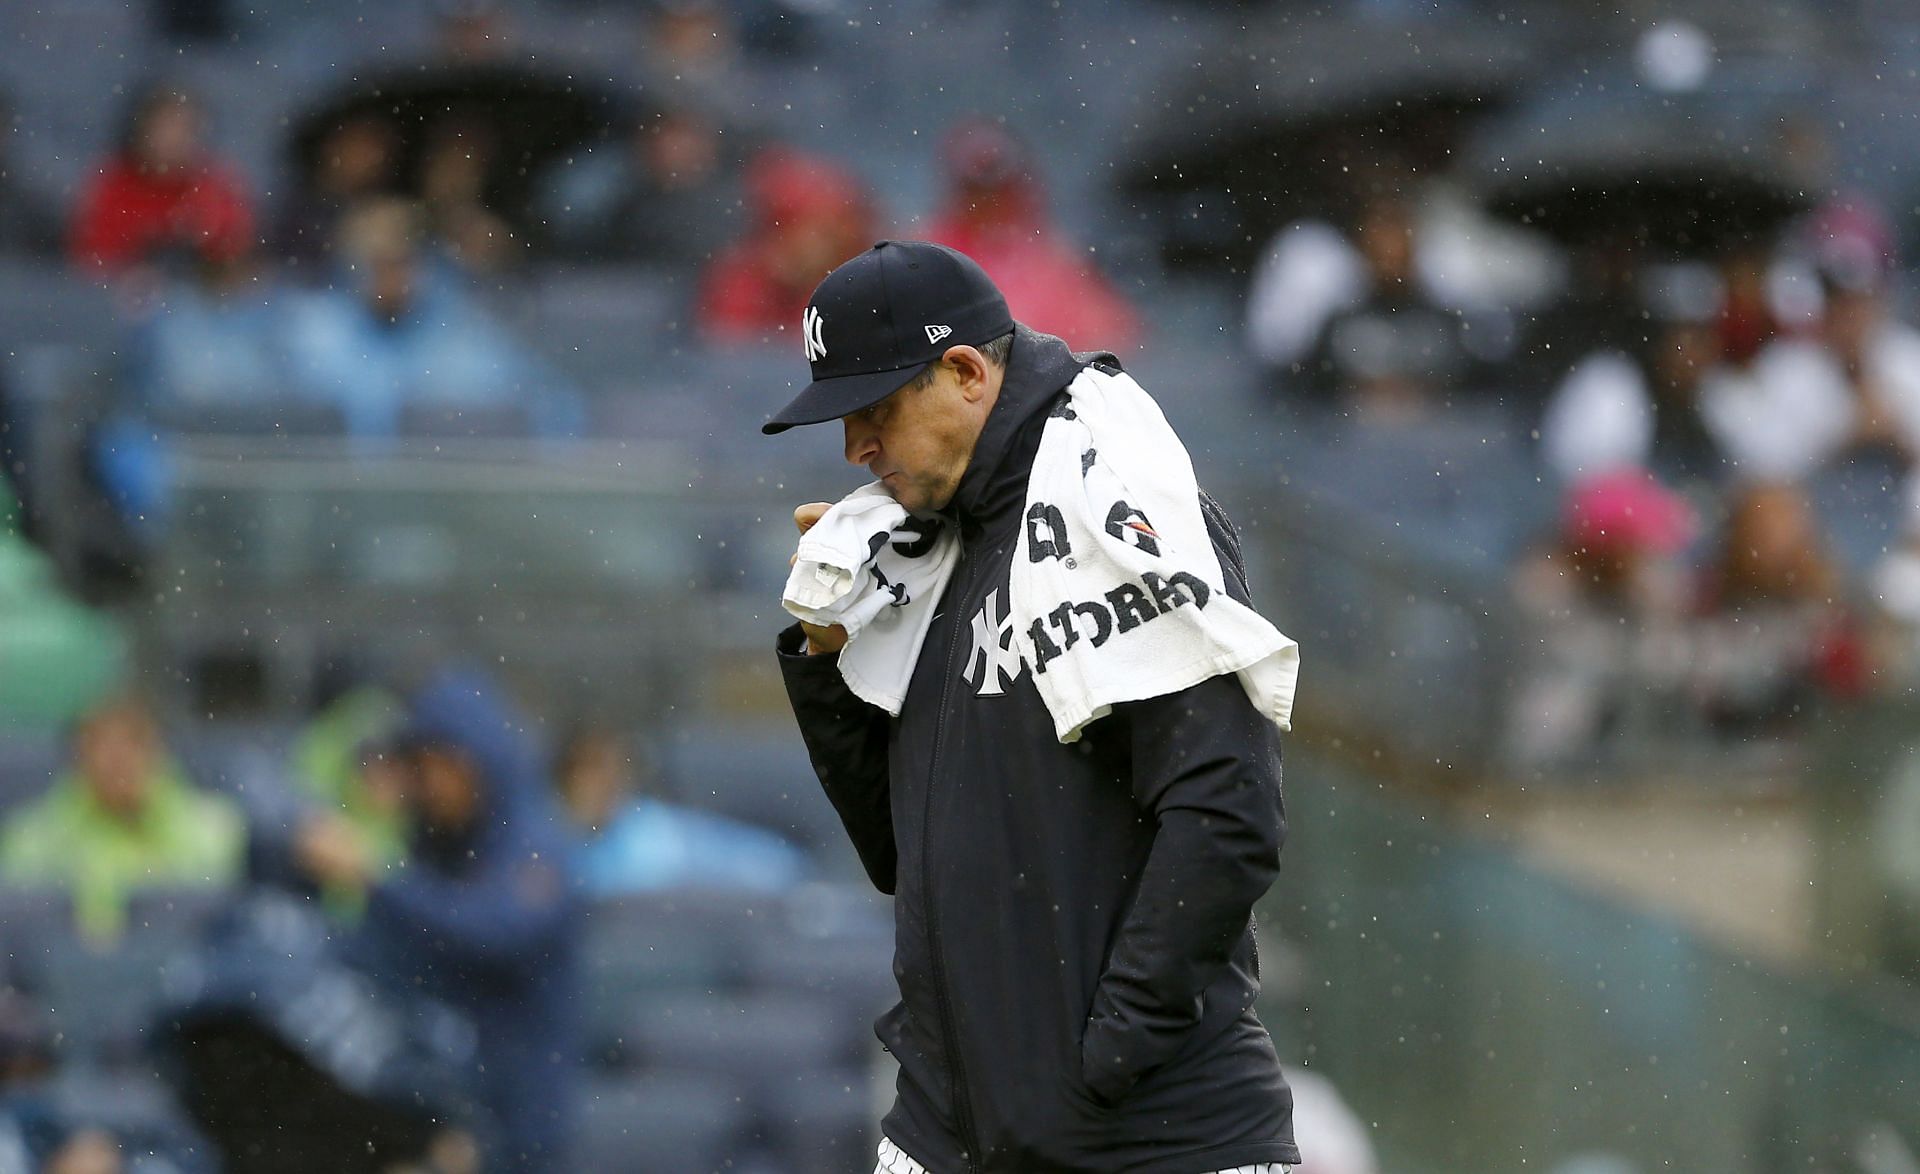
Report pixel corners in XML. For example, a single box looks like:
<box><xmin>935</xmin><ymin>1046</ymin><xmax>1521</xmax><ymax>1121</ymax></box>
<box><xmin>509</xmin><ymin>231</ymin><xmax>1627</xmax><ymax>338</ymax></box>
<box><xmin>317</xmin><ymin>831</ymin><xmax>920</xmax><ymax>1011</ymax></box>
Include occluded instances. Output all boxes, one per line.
<box><xmin>778</xmin><ymin>325</ymin><xmax>1298</xmax><ymax>1173</ymax></box>
<box><xmin>357</xmin><ymin>669</ymin><xmax>581</xmax><ymax>1173</ymax></box>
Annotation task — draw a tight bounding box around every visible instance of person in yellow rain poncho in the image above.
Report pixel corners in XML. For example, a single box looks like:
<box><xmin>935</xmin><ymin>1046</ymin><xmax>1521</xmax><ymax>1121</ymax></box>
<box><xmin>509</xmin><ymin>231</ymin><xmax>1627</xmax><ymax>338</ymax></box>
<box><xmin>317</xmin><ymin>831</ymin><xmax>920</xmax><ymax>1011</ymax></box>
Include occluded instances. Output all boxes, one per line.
<box><xmin>0</xmin><ymin>694</ymin><xmax>243</xmax><ymax>940</ymax></box>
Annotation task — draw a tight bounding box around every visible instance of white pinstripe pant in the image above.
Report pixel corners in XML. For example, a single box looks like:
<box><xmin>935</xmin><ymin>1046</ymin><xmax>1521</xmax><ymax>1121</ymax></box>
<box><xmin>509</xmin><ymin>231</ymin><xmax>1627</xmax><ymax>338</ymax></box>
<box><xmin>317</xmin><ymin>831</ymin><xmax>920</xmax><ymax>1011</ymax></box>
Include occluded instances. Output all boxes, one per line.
<box><xmin>875</xmin><ymin>1136</ymin><xmax>1291</xmax><ymax>1173</ymax></box>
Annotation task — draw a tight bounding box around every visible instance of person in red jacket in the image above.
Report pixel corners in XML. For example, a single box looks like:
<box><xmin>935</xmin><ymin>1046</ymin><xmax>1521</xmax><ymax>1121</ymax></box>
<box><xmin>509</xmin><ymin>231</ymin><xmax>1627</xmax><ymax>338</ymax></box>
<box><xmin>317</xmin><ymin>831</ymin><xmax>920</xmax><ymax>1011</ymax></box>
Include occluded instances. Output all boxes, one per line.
<box><xmin>922</xmin><ymin>118</ymin><xmax>1141</xmax><ymax>352</ymax></box>
<box><xmin>68</xmin><ymin>82</ymin><xmax>255</xmax><ymax>276</ymax></box>
<box><xmin>696</xmin><ymin>146</ymin><xmax>874</xmax><ymax>344</ymax></box>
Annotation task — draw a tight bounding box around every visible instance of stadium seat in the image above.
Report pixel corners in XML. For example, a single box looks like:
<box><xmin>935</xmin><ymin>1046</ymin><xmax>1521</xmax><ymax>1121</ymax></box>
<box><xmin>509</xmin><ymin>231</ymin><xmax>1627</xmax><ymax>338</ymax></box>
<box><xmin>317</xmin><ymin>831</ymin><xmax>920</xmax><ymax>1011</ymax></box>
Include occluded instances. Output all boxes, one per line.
<box><xmin>579</xmin><ymin>889</ymin><xmax>775</xmax><ymax>1062</ymax></box>
<box><xmin>572</xmin><ymin>1070</ymin><xmax>750</xmax><ymax>1174</ymax></box>
<box><xmin>0</xmin><ymin>730</ymin><xmax>65</xmax><ymax>817</ymax></box>
<box><xmin>515</xmin><ymin>267</ymin><xmax>683</xmax><ymax>389</ymax></box>
<box><xmin>124</xmin><ymin>886</ymin><xmax>234</xmax><ymax>942</ymax></box>
<box><xmin>30</xmin><ymin>923</ymin><xmax>203</xmax><ymax>1065</ymax></box>
<box><xmin>654</xmin><ymin>721</ymin><xmax>850</xmax><ymax>855</ymax></box>
<box><xmin>0</xmin><ymin>263</ymin><xmax>118</xmax><ymax>355</ymax></box>
<box><xmin>763</xmin><ymin>1068</ymin><xmax>879</xmax><ymax>1174</ymax></box>
<box><xmin>168</xmin><ymin>721</ymin><xmax>298</xmax><ymax>811</ymax></box>
<box><xmin>619</xmin><ymin>991</ymin><xmax>856</xmax><ymax>1109</ymax></box>
<box><xmin>741</xmin><ymin>925</ymin><xmax>896</xmax><ymax>1026</ymax></box>
<box><xmin>396</xmin><ymin>401</ymin><xmax>534</xmax><ymax>440</ymax></box>
<box><xmin>1810</xmin><ymin>457</ymin><xmax>1904</xmax><ymax>577</ymax></box>
<box><xmin>0</xmin><ymin>886</ymin><xmax>71</xmax><ymax>990</ymax></box>
<box><xmin>158</xmin><ymin>399</ymin><xmax>349</xmax><ymax>439</ymax></box>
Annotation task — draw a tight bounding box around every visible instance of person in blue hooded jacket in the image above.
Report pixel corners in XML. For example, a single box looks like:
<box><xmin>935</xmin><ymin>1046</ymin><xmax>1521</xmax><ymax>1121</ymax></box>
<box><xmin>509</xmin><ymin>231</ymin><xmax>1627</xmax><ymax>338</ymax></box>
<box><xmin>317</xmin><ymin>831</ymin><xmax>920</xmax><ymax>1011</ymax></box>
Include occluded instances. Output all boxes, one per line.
<box><xmin>294</xmin><ymin>668</ymin><xmax>580</xmax><ymax>1172</ymax></box>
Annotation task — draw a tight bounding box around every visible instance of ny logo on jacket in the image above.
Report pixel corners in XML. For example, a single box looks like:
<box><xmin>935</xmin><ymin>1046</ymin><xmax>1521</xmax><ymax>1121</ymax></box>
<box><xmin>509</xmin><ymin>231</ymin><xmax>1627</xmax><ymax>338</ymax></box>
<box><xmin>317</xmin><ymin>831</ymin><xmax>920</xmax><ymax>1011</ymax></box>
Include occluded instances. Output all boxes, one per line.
<box><xmin>964</xmin><ymin>588</ymin><xmax>1024</xmax><ymax>696</ymax></box>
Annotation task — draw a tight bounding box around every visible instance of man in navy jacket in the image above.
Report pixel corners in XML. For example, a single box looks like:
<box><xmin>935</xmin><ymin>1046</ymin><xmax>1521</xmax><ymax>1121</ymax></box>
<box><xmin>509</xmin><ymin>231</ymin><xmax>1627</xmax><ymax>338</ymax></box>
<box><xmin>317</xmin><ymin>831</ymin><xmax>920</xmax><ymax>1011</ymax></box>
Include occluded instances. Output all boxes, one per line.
<box><xmin>308</xmin><ymin>669</ymin><xmax>581</xmax><ymax>1173</ymax></box>
<box><xmin>767</xmin><ymin>241</ymin><xmax>1298</xmax><ymax>1174</ymax></box>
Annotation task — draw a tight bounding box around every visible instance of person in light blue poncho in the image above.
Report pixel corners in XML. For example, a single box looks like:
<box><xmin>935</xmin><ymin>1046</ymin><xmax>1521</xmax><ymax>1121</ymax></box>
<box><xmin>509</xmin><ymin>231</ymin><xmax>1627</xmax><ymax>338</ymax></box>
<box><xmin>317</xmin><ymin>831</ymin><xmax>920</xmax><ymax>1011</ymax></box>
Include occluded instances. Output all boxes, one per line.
<box><xmin>554</xmin><ymin>726</ymin><xmax>807</xmax><ymax>897</ymax></box>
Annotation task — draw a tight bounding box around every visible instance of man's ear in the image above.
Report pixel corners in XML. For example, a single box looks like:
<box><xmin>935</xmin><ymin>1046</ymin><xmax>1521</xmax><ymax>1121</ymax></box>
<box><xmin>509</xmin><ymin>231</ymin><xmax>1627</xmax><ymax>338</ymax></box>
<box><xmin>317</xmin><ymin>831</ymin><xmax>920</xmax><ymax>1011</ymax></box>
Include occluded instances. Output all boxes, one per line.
<box><xmin>944</xmin><ymin>344</ymin><xmax>991</xmax><ymax>402</ymax></box>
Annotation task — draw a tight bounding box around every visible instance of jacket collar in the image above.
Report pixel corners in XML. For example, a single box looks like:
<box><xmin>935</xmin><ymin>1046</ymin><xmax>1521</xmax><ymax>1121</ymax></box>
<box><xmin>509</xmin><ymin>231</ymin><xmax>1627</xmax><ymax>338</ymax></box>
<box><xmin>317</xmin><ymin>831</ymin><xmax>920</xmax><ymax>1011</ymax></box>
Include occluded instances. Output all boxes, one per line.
<box><xmin>946</xmin><ymin>323</ymin><xmax>1114</xmax><ymax>529</ymax></box>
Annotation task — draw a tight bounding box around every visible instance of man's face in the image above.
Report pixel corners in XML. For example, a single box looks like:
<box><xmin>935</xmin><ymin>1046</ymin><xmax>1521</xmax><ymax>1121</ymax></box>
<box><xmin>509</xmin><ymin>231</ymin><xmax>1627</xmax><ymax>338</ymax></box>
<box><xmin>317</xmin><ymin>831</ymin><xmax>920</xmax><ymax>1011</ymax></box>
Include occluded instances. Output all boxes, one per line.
<box><xmin>75</xmin><ymin>705</ymin><xmax>160</xmax><ymax>820</ymax></box>
<box><xmin>138</xmin><ymin>99</ymin><xmax>201</xmax><ymax>173</ymax></box>
<box><xmin>841</xmin><ymin>359</ymin><xmax>989</xmax><ymax>513</ymax></box>
<box><xmin>405</xmin><ymin>747</ymin><xmax>482</xmax><ymax>834</ymax></box>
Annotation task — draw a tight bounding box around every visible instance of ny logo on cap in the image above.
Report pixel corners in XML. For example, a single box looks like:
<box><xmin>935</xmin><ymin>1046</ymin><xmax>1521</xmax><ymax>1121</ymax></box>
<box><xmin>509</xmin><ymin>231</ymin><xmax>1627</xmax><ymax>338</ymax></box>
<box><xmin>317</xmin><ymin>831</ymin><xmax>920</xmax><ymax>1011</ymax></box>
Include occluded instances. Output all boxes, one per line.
<box><xmin>803</xmin><ymin>305</ymin><xmax>827</xmax><ymax>362</ymax></box>
<box><xmin>925</xmin><ymin>324</ymin><xmax>953</xmax><ymax>344</ymax></box>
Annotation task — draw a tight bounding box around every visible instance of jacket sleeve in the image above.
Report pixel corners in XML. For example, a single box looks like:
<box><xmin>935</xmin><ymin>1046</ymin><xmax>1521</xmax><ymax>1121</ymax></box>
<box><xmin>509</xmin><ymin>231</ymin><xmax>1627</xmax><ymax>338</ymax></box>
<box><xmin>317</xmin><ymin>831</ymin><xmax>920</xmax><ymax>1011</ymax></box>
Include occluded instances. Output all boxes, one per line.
<box><xmin>365</xmin><ymin>839</ymin><xmax>572</xmax><ymax>982</ymax></box>
<box><xmin>776</xmin><ymin>623</ymin><xmax>898</xmax><ymax>894</ymax></box>
<box><xmin>1080</xmin><ymin>492</ymin><xmax>1288</xmax><ymax>1104</ymax></box>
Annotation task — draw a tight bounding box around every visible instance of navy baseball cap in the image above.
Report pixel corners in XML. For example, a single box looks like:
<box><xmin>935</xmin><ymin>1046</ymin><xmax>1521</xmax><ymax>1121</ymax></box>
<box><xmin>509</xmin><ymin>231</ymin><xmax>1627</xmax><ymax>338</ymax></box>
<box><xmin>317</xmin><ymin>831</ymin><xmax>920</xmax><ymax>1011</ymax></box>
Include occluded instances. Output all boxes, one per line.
<box><xmin>762</xmin><ymin>240</ymin><xmax>1014</xmax><ymax>435</ymax></box>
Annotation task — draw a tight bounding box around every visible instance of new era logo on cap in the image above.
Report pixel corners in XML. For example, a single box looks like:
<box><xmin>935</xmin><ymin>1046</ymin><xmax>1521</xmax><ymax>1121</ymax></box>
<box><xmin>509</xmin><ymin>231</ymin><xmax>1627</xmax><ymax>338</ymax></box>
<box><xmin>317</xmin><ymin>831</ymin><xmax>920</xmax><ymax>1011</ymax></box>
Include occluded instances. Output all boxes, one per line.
<box><xmin>762</xmin><ymin>240</ymin><xmax>1015</xmax><ymax>435</ymax></box>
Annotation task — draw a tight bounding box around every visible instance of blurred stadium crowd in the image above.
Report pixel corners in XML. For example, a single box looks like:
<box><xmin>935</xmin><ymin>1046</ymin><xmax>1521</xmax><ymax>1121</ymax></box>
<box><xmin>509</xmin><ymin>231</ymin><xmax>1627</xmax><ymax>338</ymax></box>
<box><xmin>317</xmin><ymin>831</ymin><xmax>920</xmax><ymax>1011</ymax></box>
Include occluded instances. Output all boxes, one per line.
<box><xmin>0</xmin><ymin>0</ymin><xmax>1916</xmax><ymax>1170</ymax></box>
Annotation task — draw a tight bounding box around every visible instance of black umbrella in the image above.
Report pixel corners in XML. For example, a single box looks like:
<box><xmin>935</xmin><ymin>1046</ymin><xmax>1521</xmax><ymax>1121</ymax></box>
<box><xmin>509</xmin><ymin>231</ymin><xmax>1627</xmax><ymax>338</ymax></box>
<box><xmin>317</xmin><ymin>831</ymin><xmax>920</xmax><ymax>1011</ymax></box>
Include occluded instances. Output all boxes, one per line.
<box><xmin>1117</xmin><ymin>13</ymin><xmax>1544</xmax><ymax>267</ymax></box>
<box><xmin>161</xmin><ymin>897</ymin><xmax>482</xmax><ymax>1174</ymax></box>
<box><xmin>1470</xmin><ymin>66</ymin><xmax>1817</xmax><ymax>258</ymax></box>
<box><xmin>290</xmin><ymin>62</ymin><xmax>630</xmax><ymax>229</ymax></box>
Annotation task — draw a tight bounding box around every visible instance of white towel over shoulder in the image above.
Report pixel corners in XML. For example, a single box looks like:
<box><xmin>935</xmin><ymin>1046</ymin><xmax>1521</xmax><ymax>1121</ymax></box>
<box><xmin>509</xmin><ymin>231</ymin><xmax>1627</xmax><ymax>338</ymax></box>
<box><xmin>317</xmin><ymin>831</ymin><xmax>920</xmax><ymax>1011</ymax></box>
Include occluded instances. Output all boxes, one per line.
<box><xmin>781</xmin><ymin>483</ymin><xmax>957</xmax><ymax>713</ymax></box>
<box><xmin>1011</xmin><ymin>364</ymin><xmax>1298</xmax><ymax>740</ymax></box>
<box><xmin>780</xmin><ymin>366</ymin><xmax>1298</xmax><ymax>741</ymax></box>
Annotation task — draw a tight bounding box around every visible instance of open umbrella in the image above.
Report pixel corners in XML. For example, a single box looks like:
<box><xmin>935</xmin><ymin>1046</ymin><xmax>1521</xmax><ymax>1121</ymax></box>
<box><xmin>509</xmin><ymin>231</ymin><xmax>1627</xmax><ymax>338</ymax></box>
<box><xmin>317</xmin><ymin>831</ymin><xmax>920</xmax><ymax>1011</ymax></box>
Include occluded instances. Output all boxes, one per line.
<box><xmin>1469</xmin><ymin>62</ymin><xmax>1818</xmax><ymax>258</ymax></box>
<box><xmin>1116</xmin><ymin>12</ymin><xmax>1544</xmax><ymax>268</ymax></box>
<box><xmin>162</xmin><ymin>896</ymin><xmax>481</xmax><ymax>1174</ymax></box>
<box><xmin>289</xmin><ymin>62</ymin><xmax>630</xmax><ymax>232</ymax></box>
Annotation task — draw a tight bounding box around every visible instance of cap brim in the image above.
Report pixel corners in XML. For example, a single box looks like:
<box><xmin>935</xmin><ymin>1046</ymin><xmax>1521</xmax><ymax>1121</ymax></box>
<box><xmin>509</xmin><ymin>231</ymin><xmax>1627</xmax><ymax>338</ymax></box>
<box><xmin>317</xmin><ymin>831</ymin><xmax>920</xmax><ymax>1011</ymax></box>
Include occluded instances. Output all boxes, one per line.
<box><xmin>761</xmin><ymin>361</ymin><xmax>931</xmax><ymax>435</ymax></box>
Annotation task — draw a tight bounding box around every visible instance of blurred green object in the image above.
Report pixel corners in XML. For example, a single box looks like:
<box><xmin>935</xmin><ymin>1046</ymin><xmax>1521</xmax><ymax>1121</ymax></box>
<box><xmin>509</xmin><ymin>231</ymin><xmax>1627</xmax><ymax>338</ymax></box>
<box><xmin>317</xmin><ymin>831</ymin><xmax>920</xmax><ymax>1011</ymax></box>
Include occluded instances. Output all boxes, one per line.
<box><xmin>293</xmin><ymin>686</ymin><xmax>406</xmax><ymax>839</ymax></box>
<box><xmin>291</xmin><ymin>685</ymin><xmax>409</xmax><ymax>919</ymax></box>
<box><xmin>0</xmin><ymin>480</ymin><xmax>126</xmax><ymax>727</ymax></box>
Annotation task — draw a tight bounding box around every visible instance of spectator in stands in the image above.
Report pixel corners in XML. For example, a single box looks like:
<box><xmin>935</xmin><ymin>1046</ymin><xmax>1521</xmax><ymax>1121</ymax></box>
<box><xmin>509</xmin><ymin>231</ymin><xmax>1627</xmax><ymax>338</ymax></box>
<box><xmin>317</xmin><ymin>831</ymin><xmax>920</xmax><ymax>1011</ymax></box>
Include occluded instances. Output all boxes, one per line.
<box><xmin>290</xmin><ymin>684</ymin><xmax>408</xmax><ymax>866</ymax></box>
<box><xmin>1706</xmin><ymin>259</ymin><xmax>1920</xmax><ymax>486</ymax></box>
<box><xmin>68</xmin><ymin>82</ymin><xmax>255</xmax><ymax>278</ymax></box>
<box><xmin>271</xmin><ymin>112</ymin><xmax>400</xmax><ymax>273</ymax></box>
<box><xmin>533</xmin><ymin>100</ymin><xmax>742</xmax><ymax>269</ymax></box>
<box><xmin>283</xmin><ymin>198</ymin><xmax>584</xmax><ymax>440</ymax></box>
<box><xmin>247</xmin><ymin>683</ymin><xmax>409</xmax><ymax>917</ymax></box>
<box><xmin>1510</xmin><ymin>230</ymin><xmax>1650</xmax><ymax>404</ymax></box>
<box><xmin>554</xmin><ymin>726</ymin><xmax>806</xmax><ymax>896</ymax></box>
<box><xmin>636</xmin><ymin>0</ymin><xmax>768</xmax><ymax>128</ymax></box>
<box><xmin>0</xmin><ymin>91</ymin><xmax>62</xmax><ymax>258</ymax></box>
<box><xmin>696</xmin><ymin>147</ymin><xmax>873</xmax><ymax>344</ymax></box>
<box><xmin>921</xmin><ymin>118</ymin><xmax>1140</xmax><ymax>351</ymax></box>
<box><xmin>1538</xmin><ymin>290</ymin><xmax>1733</xmax><ymax>490</ymax></box>
<box><xmin>1301</xmin><ymin>190</ymin><xmax>1485</xmax><ymax>420</ymax></box>
<box><xmin>83</xmin><ymin>243</ymin><xmax>289</xmax><ymax>540</ymax></box>
<box><xmin>125</xmin><ymin>245</ymin><xmax>286</xmax><ymax>416</ymax></box>
<box><xmin>1690</xmin><ymin>482</ymin><xmax>1870</xmax><ymax>738</ymax></box>
<box><xmin>434</xmin><ymin>0</ymin><xmax>516</xmax><ymax>66</ymax></box>
<box><xmin>416</xmin><ymin>116</ymin><xmax>518</xmax><ymax>275</ymax></box>
<box><xmin>0</xmin><ymin>992</ymin><xmax>59</xmax><ymax>1160</ymax></box>
<box><xmin>1713</xmin><ymin>242</ymin><xmax>1784</xmax><ymax>368</ymax></box>
<box><xmin>1503</xmin><ymin>470</ymin><xmax>1698</xmax><ymax>770</ymax></box>
<box><xmin>294</xmin><ymin>669</ymin><xmax>579</xmax><ymax>1173</ymax></box>
<box><xmin>1785</xmin><ymin>261</ymin><xmax>1920</xmax><ymax>465</ymax></box>
<box><xmin>0</xmin><ymin>991</ymin><xmax>211</xmax><ymax>1173</ymax></box>
<box><xmin>1247</xmin><ymin>161</ymin><xmax>1553</xmax><ymax>383</ymax></box>
<box><xmin>0</xmin><ymin>693</ymin><xmax>244</xmax><ymax>941</ymax></box>
<box><xmin>0</xmin><ymin>991</ymin><xmax>212</xmax><ymax>1174</ymax></box>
